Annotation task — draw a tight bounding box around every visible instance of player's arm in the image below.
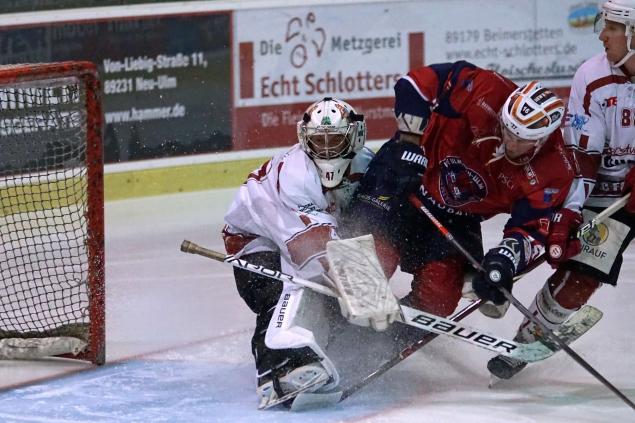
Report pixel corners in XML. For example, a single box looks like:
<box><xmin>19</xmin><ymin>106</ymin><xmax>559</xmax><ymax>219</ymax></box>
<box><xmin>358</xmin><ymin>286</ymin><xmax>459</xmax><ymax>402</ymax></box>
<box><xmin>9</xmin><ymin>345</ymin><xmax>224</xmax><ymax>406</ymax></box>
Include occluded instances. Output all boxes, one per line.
<box><xmin>561</xmin><ymin>70</ymin><xmax>605</xmax><ymax>213</ymax></box>
<box><xmin>275</xmin><ymin>163</ymin><xmax>341</xmax><ymax>282</ymax></box>
<box><xmin>548</xmin><ymin>71</ymin><xmax>605</xmax><ymax>265</ymax></box>
<box><xmin>472</xmin><ymin>192</ymin><xmax>563</xmax><ymax>305</ymax></box>
<box><xmin>344</xmin><ymin>74</ymin><xmax>429</xmax><ymax>240</ymax></box>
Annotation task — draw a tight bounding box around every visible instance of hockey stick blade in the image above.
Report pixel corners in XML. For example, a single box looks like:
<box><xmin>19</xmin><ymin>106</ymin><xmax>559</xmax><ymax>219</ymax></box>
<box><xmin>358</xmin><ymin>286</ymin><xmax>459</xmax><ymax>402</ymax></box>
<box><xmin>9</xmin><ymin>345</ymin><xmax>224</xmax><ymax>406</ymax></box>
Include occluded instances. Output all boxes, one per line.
<box><xmin>537</xmin><ymin>304</ymin><xmax>603</xmax><ymax>352</ymax></box>
<box><xmin>489</xmin><ymin>304</ymin><xmax>603</xmax><ymax>388</ymax></box>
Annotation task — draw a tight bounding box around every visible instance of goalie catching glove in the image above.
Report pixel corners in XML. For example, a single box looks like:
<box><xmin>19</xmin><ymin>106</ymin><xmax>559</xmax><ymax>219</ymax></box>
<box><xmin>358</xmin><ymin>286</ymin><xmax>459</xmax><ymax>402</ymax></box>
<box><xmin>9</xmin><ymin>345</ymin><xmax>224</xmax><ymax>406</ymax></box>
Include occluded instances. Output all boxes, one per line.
<box><xmin>326</xmin><ymin>235</ymin><xmax>401</xmax><ymax>331</ymax></box>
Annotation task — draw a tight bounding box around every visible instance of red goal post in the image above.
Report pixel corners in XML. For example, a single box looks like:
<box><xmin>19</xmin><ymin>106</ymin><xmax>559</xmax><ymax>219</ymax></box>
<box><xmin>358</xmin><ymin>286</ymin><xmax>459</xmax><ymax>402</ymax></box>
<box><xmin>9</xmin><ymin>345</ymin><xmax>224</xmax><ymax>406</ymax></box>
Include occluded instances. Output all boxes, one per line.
<box><xmin>0</xmin><ymin>61</ymin><xmax>105</xmax><ymax>364</ymax></box>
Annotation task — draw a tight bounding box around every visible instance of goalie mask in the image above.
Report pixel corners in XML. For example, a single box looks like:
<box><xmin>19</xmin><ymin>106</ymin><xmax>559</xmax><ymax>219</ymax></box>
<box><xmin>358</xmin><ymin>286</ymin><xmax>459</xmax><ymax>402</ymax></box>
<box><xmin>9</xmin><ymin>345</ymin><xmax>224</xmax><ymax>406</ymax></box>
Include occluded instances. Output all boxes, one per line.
<box><xmin>297</xmin><ymin>97</ymin><xmax>366</xmax><ymax>188</ymax></box>
<box><xmin>594</xmin><ymin>0</ymin><xmax>635</xmax><ymax>67</ymax></box>
<box><xmin>500</xmin><ymin>81</ymin><xmax>565</xmax><ymax>165</ymax></box>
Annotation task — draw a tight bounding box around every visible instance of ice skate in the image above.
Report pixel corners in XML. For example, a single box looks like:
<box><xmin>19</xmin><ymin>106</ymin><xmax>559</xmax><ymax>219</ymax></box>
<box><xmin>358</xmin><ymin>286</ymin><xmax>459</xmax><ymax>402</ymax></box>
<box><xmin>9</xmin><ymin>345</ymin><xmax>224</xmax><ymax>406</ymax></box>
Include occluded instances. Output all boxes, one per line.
<box><xmin>257</xmin><ymin>362</ymin><xmax>330</xmax><ymax>409</ymax></box>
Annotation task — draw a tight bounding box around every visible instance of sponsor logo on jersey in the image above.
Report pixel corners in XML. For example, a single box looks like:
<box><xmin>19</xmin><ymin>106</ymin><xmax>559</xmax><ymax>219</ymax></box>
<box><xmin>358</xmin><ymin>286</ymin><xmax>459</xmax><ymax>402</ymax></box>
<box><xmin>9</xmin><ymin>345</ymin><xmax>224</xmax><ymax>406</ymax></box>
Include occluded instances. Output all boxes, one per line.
<box><xmin>438</xmin><ymin>157</ymin><xmax>487</xmax><ymax>207</ymax></box>
<box><xmin>420</xmin><ymin>186</ymin><xmax>472</xmax><ymax>216</ymax></box>
<box><xmin>604</xmin><ymin>145</ymin><xmax>635</xmax><ymax>156</ymax></box>
<box><xmin>400</xmin><ymin>150</ymin><xmax>428</xmax><ymax>167</ymax></box>
<box><xmin>602</xmin><ymin>157</ymin><xmax>635</xmax><ymax>168</ymax></box>
<box><xmin>602</xmin><ymin>96</ymin><xmax>618</xmax><ymax>108</ymax></box>
<box><xmin>549</xmin><ymin>244</ymin><xmax>563</xmax><ymax>259</ymax></box>
<box><xmin>497</xmin><ymin>172</ymin><xmax>515</xmax><ymax>190</ymax></box>
<box><xmin>298</xmin><ymin>202</ymin><xmax>323</xmax><ymax>214</ymax></box>
<box><xmin>568</xmin><ymin>113</ymin><xmax>588</xmax><ymax>130</ymax></box>
<box><xmin>523</xmin><ymin>163</ymin><xmax>539</xmax><ymax>185</ymax></box>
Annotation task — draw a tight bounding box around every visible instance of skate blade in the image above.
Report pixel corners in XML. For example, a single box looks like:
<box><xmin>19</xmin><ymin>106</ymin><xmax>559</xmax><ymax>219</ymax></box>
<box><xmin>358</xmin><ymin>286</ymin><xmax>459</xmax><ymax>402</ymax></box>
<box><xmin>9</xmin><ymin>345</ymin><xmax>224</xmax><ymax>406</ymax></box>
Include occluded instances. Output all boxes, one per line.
<box><xmin>258</xmin><ymin>372</ymin><xmax>330</xmax><ymax>410</ymax></box>
<box><xmin>488</xmin><ymin>374</ymin><xmax>502</xmax><ymax>389</ymax></box>
<box><xmin>290</xmin><ymin>390</ymin><xmax>343</xmax><ymax>411</ymax></box>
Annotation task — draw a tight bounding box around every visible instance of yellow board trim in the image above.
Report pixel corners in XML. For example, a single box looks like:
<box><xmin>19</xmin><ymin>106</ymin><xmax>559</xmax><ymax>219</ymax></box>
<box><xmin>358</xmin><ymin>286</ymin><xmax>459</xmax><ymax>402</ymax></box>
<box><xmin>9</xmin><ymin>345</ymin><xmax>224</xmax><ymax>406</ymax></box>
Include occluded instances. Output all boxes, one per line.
<box><xmin>104</xmin><ymin>157</ymin><xmax>267</xmax><ymax>201</ymax></box>
<box><xmin>0</xmin><ymin>177</ymin><xmax>85</xmax><ymax>217</ymax></box>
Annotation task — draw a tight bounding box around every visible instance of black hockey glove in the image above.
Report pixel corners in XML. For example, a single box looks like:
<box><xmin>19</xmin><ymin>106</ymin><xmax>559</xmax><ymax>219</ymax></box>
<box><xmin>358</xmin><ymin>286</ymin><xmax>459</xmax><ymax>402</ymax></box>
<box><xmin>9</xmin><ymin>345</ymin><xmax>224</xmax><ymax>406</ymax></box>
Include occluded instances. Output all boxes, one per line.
<box><xmin>472</xmin><ymin>249</ymin><xmax>515</xmax><ymax>305</ymax></box>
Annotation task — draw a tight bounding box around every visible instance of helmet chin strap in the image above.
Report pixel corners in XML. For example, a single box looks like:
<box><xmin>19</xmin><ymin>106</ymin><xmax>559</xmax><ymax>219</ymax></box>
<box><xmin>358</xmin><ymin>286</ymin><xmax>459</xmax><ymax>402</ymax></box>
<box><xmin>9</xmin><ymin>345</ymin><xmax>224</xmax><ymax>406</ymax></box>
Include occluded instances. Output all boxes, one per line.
<box><xmin>503</xmin><ymin>138</ymin><xmax>547</xmax><ymax>166</ymax></box>
<box><xmin>612</xmin><ymin>27</ymin><xmax>635</xmax><ymax>68</ymax></box>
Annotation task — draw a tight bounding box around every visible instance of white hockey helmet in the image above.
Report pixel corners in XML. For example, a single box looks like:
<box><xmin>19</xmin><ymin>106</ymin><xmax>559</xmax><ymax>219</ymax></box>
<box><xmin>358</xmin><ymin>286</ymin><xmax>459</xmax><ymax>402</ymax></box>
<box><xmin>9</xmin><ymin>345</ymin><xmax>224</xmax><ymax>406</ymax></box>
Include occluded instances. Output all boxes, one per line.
<box><xmin>595</xmin><ymin>0</ymin><xmax>635</xmax><ymax>66</ymax></box>
<box><xmin>500</xmin><ymin>81</ymin><xmax>565</xmax><ymax>164</ymax></box>
<box><xmin>297</xmin><ymin>97</ymin><xmax>366</xmax><ymax>188</ymax></box>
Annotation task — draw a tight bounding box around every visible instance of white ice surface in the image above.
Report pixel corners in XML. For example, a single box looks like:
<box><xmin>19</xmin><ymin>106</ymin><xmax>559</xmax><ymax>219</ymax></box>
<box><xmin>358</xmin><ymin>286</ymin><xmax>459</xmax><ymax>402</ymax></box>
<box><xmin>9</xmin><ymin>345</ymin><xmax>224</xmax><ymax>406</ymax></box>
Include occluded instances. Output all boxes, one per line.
<box><xmin>0</xmin><ymin>188</ymin><xmax>633</xmax><ymax>422</ymax></box>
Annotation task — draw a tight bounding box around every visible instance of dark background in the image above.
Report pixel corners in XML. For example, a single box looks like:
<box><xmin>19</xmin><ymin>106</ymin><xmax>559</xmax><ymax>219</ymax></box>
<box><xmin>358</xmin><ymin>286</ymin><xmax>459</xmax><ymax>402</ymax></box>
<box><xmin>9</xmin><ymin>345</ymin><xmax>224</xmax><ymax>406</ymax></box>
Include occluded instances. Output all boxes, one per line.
<box><xmin>0</xmin><ymin>12</ymin><xmax>232</xmax><ymax>164</ymax></box>
<box><xmin>0</xmin><ymin>1</ymin><xmax>198</xmax><ymax>14</ymax></box>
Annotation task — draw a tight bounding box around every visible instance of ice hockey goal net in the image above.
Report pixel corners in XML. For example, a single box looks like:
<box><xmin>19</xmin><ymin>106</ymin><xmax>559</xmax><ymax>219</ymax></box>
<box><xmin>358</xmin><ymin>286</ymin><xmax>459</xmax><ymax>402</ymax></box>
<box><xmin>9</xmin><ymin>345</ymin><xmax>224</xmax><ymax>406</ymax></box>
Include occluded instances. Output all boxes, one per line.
<box><xmin>0</xmin><ymin>62</ymin><xmax>105</xmax><ymax>364</ymax></box>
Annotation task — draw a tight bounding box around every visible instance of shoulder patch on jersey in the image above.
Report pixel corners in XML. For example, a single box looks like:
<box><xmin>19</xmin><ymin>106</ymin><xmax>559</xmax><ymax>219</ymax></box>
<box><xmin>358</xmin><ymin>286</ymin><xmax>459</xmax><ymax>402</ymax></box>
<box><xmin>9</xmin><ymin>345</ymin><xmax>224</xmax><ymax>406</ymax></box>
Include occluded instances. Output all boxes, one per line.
<box><xmin>568</xmin><ymin>113</ymin><xmax>588</xmax><ymax>130</ymax></box>
<box><xmin>543</xmin><ymin>187</ymin><xmax>560</xmax><ymax>204</ymax></box>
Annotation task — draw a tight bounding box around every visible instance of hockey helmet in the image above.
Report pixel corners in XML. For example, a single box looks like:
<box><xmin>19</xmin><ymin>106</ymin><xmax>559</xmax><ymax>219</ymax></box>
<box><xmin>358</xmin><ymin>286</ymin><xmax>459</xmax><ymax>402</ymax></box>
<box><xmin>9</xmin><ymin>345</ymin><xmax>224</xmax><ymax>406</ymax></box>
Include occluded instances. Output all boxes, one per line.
<box><xmin>297</xmin><ymin>97</ymin><xmax>366</xmax><ymax>188</ymax></box>
<box><xmin>500</xmin><ymin>81</ymin><xmax>565</xmax><ymax>164</ymax></box>
<box><xmin>595</xmin><ymin>0</ymin><xmax>635</xmax><ymax>66</ymax></box>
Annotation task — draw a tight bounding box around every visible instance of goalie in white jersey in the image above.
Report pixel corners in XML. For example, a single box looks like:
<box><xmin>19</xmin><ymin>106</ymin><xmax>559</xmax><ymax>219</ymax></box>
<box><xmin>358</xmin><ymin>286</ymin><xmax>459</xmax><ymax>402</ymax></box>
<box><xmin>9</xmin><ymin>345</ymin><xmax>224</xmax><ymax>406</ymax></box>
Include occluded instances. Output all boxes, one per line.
<box><xmin>222</xmin><ymin>98</ymin><xmax>374</xmax><ymax>408</ymax></box>
<box><xmin>489</xmin><ymin>0</ymin><xmax>635</xmax><ymax>380</ymax></box>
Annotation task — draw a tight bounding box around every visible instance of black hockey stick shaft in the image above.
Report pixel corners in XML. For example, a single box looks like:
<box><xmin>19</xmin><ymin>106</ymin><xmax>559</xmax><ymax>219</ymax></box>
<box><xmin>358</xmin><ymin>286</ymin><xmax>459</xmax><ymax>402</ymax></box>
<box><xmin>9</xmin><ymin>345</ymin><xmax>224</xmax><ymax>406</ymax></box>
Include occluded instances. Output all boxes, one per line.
<box><xmin>408</xmin><ymin>194</ymin><xmax>635</xmax><ymax>411</ymax></box>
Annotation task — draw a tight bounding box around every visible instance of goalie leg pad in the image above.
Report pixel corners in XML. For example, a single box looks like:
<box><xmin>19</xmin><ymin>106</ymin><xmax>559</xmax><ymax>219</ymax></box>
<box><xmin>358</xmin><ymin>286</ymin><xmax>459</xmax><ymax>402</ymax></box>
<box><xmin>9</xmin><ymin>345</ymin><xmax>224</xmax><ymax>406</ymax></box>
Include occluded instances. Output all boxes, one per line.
<box><xmin>264</xmin><ymin>283</ymin><xmax>340</xmax><ymax>391</ymax></box>
<box><xmin>411</xmin><ymin>255</ymin><xmax>465</xmax><ymax>317</ymax></box>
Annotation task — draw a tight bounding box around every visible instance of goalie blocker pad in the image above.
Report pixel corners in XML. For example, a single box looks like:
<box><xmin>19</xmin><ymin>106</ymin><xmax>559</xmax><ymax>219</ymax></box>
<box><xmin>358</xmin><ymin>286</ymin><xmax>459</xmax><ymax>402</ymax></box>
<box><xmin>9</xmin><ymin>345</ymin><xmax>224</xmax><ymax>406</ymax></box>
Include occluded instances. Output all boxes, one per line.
<box><xmin>326</xmin><ymin>235</ymin><xmax>401</xmax><ymax>331</ymax></box>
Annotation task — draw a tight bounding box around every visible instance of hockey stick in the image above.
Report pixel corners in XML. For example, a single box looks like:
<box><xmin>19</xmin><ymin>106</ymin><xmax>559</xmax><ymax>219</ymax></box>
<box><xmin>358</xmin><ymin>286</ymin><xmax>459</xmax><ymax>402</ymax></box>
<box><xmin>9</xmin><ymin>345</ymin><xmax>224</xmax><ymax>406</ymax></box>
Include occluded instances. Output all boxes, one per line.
<box><xmin>291</xmin><ymin>243</ymin><xmax>584</xmax><ymax>411</ymax></box>
<box><xmin>408</xmin><ymin>193</ymin><xmax>635</xmax><ymax>411</ymax></box>
<box><xmin>576</xmin><ymin>192</ymin><xmax>630</xmax><ymax>237</ymax></box>
<box><xmin>180</xmin><ymin>241</ymin><xmax>587</xmax><ymax>362</ymax></box>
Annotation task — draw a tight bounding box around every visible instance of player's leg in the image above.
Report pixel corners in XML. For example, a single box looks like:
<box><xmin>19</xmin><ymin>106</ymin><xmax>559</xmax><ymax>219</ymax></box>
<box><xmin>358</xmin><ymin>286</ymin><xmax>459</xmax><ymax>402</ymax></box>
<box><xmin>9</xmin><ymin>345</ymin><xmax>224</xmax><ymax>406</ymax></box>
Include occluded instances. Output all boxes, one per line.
<box><xmin>259</xmin><ymin>283</ymin><xmax>340</xmax><ymax>407</ymax></box>
<box><xmin>400</xmin><ymin>195</ymin><xmax>483</xmax><ymax>316</ymax></box>
<box><xmin>231</xmin><ymin>251</ymin><xmax>291</xmax><ymax>396</ymax></box>
<box><xmin>489</xmin><ymin>206</ymin><xmax>635</xmax><ymax>379</ymax></box>
<box><xmin>488</xmin><ymin>267</ymin><xmax>600</xmax><ymax>379</ymax></box>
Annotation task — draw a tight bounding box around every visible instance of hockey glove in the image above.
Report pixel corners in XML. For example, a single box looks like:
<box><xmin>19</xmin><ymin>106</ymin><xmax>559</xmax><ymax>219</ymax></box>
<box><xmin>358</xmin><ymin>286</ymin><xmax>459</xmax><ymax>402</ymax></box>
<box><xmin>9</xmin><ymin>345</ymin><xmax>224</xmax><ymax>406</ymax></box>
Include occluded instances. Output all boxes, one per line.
<box><xmin>472</xmin><ymin>250</ymin><xmax>514</xmax><ymax>305</ymax></box>
<box><xmin>546</xmin><ymin>208</ymin><xmax>582</xmax><ymax>268</ymax></box>
<box><xmin>622</xmin><ymin>166</ymin><xmax>635</xmax><ymax>213</ymax></box>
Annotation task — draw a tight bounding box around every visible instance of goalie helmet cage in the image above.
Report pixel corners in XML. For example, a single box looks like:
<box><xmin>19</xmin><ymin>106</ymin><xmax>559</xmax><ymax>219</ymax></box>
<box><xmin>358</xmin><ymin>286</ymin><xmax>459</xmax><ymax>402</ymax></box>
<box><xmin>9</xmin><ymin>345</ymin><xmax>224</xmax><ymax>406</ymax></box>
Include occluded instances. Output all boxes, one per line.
<box><xmin>0</xmin><ymin>61</ymin><xmax>105</xmax><ymax>364</ymax></box>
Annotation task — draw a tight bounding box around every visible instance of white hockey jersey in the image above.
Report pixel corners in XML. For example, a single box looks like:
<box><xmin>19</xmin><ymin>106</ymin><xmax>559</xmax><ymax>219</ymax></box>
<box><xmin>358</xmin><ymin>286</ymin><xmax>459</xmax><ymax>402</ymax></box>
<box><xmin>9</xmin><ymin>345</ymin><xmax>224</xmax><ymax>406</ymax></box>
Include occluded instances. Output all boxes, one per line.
<box><xmin>563</xmin><ymin>53</ymin><xmax>635</xmax><ymax>211</ymax></box>
<box><xmin>223</xmin><ymin>144</ymin><xmax>374</xmax><ymax>281</ymax></box>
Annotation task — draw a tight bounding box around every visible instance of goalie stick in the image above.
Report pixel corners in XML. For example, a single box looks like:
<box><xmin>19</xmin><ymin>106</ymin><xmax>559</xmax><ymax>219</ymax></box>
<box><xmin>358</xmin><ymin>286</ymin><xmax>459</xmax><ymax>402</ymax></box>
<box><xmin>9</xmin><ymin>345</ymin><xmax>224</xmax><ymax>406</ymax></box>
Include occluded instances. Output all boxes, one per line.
<box><xmin>408</xmin><ymin>193</ymin><xmax>635</xmax><ymax>411</ymax></box>
<box><xmin>179</xmin><ymin>242</ymin><xmax>596</xmax><ymax>363</ymax></box>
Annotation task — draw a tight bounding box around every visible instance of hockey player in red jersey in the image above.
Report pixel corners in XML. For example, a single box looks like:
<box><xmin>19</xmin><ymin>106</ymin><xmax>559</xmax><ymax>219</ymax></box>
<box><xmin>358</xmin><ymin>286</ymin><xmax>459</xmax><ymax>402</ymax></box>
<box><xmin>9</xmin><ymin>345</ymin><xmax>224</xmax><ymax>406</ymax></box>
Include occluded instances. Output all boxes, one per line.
<box><xmin>488</xmin><ymin>0</ymin><xmax>635</xmax><ymax>379</ymax></box>
<box><xmin>222</xmin><ymin>98</ymin><xmax>375</xmax><ymax>408</ymax></box>
<box><xmin>346</xmin><ymin>60</ymin><xmax>575</xmax><ymax>320</ymax></box>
